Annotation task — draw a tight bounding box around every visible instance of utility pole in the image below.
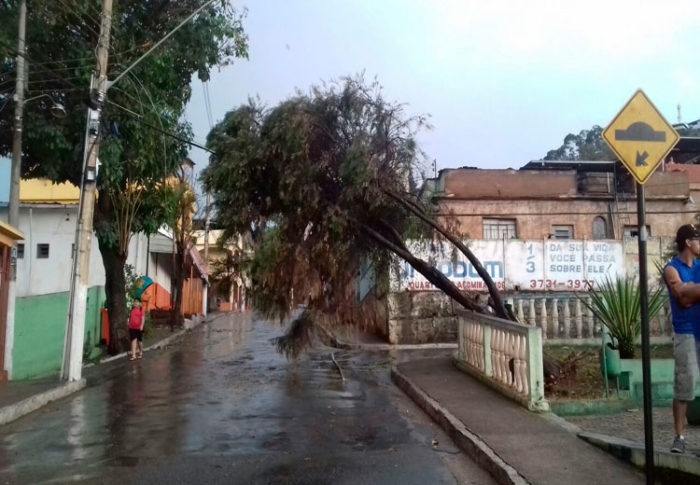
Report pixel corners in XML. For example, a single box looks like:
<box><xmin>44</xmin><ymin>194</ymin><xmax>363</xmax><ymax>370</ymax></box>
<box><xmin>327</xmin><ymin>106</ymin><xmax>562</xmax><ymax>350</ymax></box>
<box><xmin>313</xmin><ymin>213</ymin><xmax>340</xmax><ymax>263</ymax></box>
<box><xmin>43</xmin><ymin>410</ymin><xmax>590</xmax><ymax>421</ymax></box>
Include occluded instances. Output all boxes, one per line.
<box><xmin>9</xmin><ymin>0</ymin><xmax>26</xmax><ymax>227</ymax></box>
<box><xmin>61</xmin><ymin>0</ymin><xmax>113</xmax><ymax>381</ymax></box>
<box><xmin>4</xmin><ymin>0</ymin><xmax>27</xmax><ymax>381</ymax></box>
<box><xmin>204</xmin><ymin>192</ymin><xmax>211</xmax><ymax>262</ymax></box>
<box><xmin>202</xmin><ymin>191</ymin><xmax>211</xmax><ymax>315</ymax></box>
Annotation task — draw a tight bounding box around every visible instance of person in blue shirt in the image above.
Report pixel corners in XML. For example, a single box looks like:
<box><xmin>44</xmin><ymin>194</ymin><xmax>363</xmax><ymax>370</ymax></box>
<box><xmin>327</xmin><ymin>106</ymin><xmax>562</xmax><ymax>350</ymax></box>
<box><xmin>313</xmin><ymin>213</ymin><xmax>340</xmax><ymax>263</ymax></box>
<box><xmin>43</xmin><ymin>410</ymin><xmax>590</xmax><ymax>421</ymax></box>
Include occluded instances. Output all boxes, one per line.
<box><xmin>663</xmin><ymin>224</ymin><xmax>700</xmax><ymax>453</ymax></box>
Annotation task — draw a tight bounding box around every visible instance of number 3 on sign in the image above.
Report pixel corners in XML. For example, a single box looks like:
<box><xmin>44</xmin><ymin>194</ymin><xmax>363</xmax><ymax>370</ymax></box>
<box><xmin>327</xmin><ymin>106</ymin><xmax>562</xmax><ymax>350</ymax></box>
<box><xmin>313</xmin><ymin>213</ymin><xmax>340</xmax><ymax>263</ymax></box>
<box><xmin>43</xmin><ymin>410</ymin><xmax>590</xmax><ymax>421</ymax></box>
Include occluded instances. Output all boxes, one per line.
<box><xmin>526</xmin><ymin>261</ymin><xmax>535</xmax><ymax>273</ymax></box>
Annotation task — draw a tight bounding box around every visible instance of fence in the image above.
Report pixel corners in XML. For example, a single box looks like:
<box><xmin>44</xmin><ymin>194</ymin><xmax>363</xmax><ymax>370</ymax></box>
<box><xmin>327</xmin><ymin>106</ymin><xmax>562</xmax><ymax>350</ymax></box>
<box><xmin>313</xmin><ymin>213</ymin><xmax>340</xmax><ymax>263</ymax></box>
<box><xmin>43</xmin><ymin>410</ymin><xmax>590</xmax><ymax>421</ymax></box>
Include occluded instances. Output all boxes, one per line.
<box><xmin>455</xmin><ymin>309</ymin><xmax>548</xmax><ymax>411</ymax></box>
<box><xmin>505</xmin><ymin>294</ymin><xmax>673</xmax><ymax>343</ymax></box>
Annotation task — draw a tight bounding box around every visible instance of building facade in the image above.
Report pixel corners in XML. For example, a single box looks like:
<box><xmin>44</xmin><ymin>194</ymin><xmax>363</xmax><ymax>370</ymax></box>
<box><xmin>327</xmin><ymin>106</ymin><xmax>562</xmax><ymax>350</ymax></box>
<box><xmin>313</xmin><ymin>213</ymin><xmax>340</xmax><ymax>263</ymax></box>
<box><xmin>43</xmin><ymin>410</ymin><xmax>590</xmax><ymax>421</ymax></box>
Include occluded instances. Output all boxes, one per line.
<box><xmin>428</xmin><ymin>161</ymin><xmax>700</xmax><ymax>242</ymax></box>
<box><xmin>0</xmin><ymin>178</ymin><xmax>207</xmax><ymax>380</ymax></box>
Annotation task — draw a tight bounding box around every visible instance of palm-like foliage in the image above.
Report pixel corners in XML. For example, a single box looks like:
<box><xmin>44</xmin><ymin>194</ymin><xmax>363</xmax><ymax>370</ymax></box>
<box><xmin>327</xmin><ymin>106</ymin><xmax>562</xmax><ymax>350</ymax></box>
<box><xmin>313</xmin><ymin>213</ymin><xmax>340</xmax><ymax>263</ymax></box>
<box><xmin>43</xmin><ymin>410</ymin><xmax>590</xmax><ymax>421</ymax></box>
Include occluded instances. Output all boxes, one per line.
<box><xmin>580</xmin><ymin>276</ymin><xmax>667</xmax><ymax>358</ymax></box>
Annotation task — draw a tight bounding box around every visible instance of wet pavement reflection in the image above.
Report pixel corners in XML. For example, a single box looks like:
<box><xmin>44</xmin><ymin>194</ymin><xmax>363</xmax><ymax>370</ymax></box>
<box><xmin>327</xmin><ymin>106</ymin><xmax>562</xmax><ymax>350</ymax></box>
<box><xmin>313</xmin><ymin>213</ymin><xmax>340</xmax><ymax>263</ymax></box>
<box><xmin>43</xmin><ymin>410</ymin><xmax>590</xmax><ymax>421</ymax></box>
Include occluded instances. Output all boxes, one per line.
<box><xmin>0</xmin><ymin>313</ymin><xmax>474</xmax><ymax>484</ymax></box>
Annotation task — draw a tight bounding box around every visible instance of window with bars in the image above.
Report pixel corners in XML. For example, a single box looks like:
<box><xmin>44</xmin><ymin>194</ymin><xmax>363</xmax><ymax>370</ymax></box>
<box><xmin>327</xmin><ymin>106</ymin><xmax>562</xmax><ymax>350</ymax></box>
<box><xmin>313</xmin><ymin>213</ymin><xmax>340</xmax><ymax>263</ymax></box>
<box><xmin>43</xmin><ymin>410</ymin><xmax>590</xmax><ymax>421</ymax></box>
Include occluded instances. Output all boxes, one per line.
<box><xmin>37</xmin><ymin>243</ymin><xmax>50</xmax><ymax>259</ymax></box>
<box><xmin>16</xmin><ymin>243</ymin><xmax>24</xmax><ymax>259</ymax></box>
<box><xmin>624</xmin><ymin>225</ymin><xmax>651</xmax><ymax>238</ymax></box>
<box><xmin>552</xmin><ymin>225</ymin><xmax>574</xmax><ymax>240</ymax></box>
<box><xmin>482</xmin><ymin>219</ymin><xmax>517</xmax><ymax>240</ymax></box>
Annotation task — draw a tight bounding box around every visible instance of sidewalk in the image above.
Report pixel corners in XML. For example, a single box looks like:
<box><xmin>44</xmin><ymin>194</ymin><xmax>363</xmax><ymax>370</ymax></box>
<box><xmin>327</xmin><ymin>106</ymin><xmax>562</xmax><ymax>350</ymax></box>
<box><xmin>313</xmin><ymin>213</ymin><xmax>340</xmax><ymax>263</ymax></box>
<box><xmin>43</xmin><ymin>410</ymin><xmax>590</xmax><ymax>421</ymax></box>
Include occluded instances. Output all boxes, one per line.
<box><xmin>0</xmin><ymin>313</ymin><xmax>209</xmax><ymax>426</ymax></box>
<box><xmin>393</xmin><ymin>357</ymin><xmax>645</xmax><ymax>485</ymax></box>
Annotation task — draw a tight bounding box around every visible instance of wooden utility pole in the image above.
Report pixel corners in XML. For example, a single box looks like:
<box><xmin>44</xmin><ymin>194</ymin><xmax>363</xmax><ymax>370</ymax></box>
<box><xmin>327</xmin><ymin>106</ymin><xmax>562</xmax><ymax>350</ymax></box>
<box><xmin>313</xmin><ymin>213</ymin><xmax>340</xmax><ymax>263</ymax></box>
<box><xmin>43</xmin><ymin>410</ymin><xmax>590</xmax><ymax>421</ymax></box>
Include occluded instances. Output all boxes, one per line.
<box><xmin>9</xmin><ymin>0</ymin><xmax>26</xmax><ymax>228</ymax></box>
<box><xmin>204</xmin><ymin>192</ymin><xmax>211</xmax><ymax>262</ymax></box>
<box><xmin>62</xmin><ymin>0</ymin><xmax>113</xmax><ymax>381</ymax></box>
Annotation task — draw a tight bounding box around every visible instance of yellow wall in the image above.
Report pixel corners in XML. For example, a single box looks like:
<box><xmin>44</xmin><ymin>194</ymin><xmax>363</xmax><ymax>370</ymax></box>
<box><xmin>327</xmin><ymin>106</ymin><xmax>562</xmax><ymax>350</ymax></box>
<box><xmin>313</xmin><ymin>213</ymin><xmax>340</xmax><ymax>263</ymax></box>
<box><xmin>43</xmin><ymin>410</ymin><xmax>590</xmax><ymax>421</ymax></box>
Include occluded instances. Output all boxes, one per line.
<box><xmin>20</xmin><ymin>179</ymin><xmax>80</xmax><ymax>204</ymax></box>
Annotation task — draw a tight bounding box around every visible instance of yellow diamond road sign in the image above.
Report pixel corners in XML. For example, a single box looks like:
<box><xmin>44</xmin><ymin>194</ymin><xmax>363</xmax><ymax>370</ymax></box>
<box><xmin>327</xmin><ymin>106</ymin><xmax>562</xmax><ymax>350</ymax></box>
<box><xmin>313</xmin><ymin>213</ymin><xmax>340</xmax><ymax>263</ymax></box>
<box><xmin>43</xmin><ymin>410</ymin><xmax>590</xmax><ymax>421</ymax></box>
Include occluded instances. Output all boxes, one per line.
<box><xmin>602</xmin><ymin>90</ymin><xmax>679</xmax><ymax>185</ymax></box>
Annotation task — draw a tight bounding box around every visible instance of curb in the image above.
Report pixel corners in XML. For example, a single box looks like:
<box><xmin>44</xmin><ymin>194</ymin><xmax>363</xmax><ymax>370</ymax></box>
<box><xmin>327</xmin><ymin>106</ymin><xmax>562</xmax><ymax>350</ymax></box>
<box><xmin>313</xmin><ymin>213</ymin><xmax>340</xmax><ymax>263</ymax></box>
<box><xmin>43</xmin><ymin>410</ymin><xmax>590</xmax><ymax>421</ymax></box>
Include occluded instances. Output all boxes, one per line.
<box><xmin>337</xmin><ymin>341</ymin><xmax>458</xmax><ymax>351</ymax></box>
<box><xmin>323</xmin><ymin>328</ymin><xmax>458</xmax><ymax>351</ymax></box>
<box><xmin>578</xmin><ymin>431</ymin><xmax>700</xmax><ymax>482</ymax></box>
<box><xmin>391</xmin><ymin>365</ymin><xmax>528</xmax><ymax>485</ymax></box>
<box><xmin>88</xmin><ymin>314</ymin><xmax>207</xmax><ymax>367</ymax></box>
<box><xmin>0</xmin><ymin>379</ymin><xmax>86</xmax><ymax>426</ymax></box>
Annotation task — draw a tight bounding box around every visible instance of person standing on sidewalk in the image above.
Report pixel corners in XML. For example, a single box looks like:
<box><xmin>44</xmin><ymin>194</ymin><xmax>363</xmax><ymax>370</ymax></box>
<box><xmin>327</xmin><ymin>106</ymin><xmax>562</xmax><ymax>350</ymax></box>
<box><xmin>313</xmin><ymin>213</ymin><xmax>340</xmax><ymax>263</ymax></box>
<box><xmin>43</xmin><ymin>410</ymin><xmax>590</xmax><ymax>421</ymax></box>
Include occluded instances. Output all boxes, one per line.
<box><xmin>663</xmin><ymin>224</ymin><xmax>700</xmax><ymax>453</ymax></box>
<box><xmin>129</xmin><ymin>298</ymin><xmax>146</xmax><ymax>361</ymax></box>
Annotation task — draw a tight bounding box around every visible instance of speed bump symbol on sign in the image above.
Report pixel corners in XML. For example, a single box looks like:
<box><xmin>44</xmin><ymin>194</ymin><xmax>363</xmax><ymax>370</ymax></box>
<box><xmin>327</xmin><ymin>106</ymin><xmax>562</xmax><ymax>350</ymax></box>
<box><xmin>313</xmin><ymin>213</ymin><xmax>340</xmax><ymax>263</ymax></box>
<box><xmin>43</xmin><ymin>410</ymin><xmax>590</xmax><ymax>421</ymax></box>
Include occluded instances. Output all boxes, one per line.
<box><xmin>602</xmin><ymin>90</ymin><xmax>679</xmax><ymax>184</ymax></box>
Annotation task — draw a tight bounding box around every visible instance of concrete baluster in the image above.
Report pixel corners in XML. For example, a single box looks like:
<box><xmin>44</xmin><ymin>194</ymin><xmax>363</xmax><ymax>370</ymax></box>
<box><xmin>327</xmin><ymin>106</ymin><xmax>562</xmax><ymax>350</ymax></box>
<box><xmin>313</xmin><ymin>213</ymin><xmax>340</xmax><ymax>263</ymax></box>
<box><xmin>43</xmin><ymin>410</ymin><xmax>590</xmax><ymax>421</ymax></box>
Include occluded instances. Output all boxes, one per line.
<box><xmin>654</xmin><ymin>306</ymin><xmax>663</xmax><ymax>336</ymax></box>
<box><xmin>551</xmin><ymin>297</ymin><xmax>559</xmax><ymax>339</ymax></box>
<box><xmin>491</xmin><ymin>329</ymin><xmax>500</xmax><ymax>382</ymax></box>
<box><xmin>478</xmin><ymin>324</ymin><xmax>485</xmax><ymax>371</ymax></box>
<box><xmin>483</xmin><ymin>324</ymin><xmax>492</xmax><ymax>377</ymax></box>
<box><xmin>662</xmin><ymin>304</ymin><xmax>671</xmax><ymax>336</ymax></box>
<box><xmin>517</xmin><ymin>299</ymin><xmax>525</xmax><ymax>324</ymax></box>
<box><xmin>465</xmin><ymin>321</ymin><xmax>471</xmax><ymax>362</ymax></box>
<box><xmin>528</xmin><ymin>299</ymin><xmax>536</xmax><ymax>327</ymax></box>
<box><xmin>506</xmin><ymin>332</ymin><xmax>514</xmax><ymax>387</ymax></box>
<box><xmin>498</xmin><ymin>330</ymin><xmax>507</xmax><ymax>385</ymax></box>
<box><xmin>562</xmin><ymin>299</ymin><xmax>571</xmax><ymax>338</ymax></box>
<box><xmin>519</xmin><ymin>335</ymin><xmax>529</xmax><ymax>395</ymax></box>
<box><xmin>586</xmin><ymin>297</ymin><xmax>595</xmax><ymax>337</ymax></box>
<box><xmin>540</xmin><ymin>299</ymin><xmax>548</xmax><ymax>340</ymax></box>
<box><xmin>513</xmin><ymin>334</ymin><xmax>523</xmax><ymax>393</ymax></box>
<box><xmin>574</xmin><ymin>299</ymin><xmax>583</xmax><ymax>338</ymax></box>
<box><xmin>511</xmin><ymin>334</ymin><xmax>520</xmax><ymax>392</ymax></box>
<box><xmin>515</xmin><ymin>335</ymin><xmax>525</xmax><ymax>394</ymax></box>
<box><xmin>468</xmin><ymin>322</ymin><xmax>474</xmax><ymax>365</ymax></box>
<box><xmin>469</xmin><ymin>323</ymin><xmax>475</xmax><ymax>368</ymax></box>
<box><xmin>475</xmin><ymin>323</ymin><xmax>482</xmax><ymax>369</ymax></box>
<box><xmin>495</xmin><ymin>329</ymin><xmax>504</xmax><ymax>384</ymax></box>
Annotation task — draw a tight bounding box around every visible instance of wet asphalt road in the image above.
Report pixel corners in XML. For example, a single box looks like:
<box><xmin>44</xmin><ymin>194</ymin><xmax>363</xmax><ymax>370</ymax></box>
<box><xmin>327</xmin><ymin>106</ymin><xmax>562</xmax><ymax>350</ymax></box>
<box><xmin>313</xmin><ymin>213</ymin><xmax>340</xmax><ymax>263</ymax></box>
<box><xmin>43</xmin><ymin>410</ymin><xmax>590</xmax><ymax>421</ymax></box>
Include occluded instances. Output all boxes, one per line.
<box><xmin>0</xmin><ymin>313</ymin><xmax>494</xmax><ymax>484</ymax></box>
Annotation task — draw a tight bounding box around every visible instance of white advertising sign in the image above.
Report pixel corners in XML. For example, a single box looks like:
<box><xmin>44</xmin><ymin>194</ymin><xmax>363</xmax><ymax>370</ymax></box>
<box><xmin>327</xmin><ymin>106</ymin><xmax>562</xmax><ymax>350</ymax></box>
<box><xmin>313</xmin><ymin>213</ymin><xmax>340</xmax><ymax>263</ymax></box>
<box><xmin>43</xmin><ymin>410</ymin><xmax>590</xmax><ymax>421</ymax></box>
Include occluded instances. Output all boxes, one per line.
<box><xmin>395</xmin><ymin>239</ymin><xmax>625</xmax><ymax>292</ymax></box>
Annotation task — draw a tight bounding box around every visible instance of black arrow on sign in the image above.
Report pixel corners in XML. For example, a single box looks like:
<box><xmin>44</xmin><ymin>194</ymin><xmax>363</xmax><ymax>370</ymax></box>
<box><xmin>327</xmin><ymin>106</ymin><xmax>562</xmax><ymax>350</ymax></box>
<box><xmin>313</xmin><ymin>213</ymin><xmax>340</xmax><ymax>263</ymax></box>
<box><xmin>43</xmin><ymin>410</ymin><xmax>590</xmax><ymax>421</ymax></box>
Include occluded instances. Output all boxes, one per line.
<box><xmin>636</xmin><ymin>151</ymin><xmax>649</xmax><ymax>166</ymax></box>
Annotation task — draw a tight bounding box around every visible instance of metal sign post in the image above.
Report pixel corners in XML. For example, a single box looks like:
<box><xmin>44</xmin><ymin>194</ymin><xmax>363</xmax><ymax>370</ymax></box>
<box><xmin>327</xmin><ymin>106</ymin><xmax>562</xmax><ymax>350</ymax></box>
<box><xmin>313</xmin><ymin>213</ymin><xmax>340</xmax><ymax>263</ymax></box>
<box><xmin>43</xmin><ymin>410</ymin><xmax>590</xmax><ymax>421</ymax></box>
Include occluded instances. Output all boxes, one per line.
<box><xmin>603</xmin><ymin>89</ymin><xmax>680</xmax><ymax>485</ymax></box>
<box><xmin>636</xmin><ymin>183</ymin><xmax>654</xmax><ymax>484</ymax></box>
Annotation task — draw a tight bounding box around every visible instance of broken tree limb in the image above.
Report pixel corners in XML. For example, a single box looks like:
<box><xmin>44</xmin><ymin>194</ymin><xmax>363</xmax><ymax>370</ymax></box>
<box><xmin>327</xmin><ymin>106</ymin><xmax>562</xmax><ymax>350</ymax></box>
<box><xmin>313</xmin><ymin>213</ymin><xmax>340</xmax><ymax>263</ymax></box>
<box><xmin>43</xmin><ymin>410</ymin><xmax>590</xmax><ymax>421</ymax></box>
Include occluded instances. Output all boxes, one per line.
<box><xmin>382</xmin><ymin>189</ymin><xmax>510</xmax><ymax>320</ymax></box>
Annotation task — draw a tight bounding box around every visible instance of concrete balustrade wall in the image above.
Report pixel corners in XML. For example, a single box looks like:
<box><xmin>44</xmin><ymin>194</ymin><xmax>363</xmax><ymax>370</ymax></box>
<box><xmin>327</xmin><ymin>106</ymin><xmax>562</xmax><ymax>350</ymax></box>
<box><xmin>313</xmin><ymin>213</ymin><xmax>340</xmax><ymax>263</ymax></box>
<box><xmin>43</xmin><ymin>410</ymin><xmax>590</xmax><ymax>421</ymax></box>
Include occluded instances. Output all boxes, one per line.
<box><xmin>387</xmin><ymin>292</ymin><xmax>674</xmax><ymax>345</ymax></box>
<box><xmin>455</xmin><ymin>309</ymin><xmax>548</xmax><ymax>412</ymax></box>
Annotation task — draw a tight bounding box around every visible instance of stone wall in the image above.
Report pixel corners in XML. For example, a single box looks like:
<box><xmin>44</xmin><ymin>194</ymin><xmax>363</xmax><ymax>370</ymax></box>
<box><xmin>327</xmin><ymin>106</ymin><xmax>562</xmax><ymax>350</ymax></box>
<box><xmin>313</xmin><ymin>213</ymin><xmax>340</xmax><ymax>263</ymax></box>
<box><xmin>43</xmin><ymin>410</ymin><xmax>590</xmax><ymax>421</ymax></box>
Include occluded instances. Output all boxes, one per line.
<box><xmin>387</xmin><ymin>291</ymin><xmax>458</xmax><ymax>344</ymax></box>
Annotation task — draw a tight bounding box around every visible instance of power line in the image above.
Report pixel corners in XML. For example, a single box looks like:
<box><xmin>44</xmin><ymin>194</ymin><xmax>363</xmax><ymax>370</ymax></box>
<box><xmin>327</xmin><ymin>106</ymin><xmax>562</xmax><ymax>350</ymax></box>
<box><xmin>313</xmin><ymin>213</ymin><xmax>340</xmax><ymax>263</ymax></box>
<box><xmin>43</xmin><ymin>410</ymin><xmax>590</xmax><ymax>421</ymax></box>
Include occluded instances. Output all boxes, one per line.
<box><xmin>105</xmin><ymin>99</ymin><xmax>215</xmax><ymax>154</ymax></box>
<box><xmin>0</xmin><ymin>39</ymin><xmax>84</xmax><ymax>92</ymax></box>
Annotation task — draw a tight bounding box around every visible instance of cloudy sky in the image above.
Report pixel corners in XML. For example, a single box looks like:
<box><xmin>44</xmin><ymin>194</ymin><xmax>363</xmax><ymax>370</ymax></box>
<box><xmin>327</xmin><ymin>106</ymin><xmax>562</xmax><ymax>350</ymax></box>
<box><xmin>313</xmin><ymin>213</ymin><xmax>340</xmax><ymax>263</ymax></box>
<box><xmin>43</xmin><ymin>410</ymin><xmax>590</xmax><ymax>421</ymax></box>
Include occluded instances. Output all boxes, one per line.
<box><xmin>184</xmin><ymin>0</ymin><xmax>700</xmax><ymax>175</ymax></box>
<box><xmin>3</xmin><ymin>0</ymin><xmax>699</xmax><ymax>201</ymax></box>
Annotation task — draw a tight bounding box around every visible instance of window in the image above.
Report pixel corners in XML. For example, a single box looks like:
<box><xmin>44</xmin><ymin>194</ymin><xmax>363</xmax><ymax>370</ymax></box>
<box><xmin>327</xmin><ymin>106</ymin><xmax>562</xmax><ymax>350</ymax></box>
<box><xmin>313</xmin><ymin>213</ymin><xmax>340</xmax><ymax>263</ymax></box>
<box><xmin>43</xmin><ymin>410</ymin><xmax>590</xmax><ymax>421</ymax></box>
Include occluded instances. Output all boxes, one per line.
<box><xmin>482</xmin><ymin>219</ymin><xmax>517</xmax><ymax>240</ymax></box>
<box><xmin>592</xmin><ymin>217</ymin><xmax>607</xmax><ymax>240</ymax></box>
<box><xmin>16</xmin><ymin>243</ymin><xmax>24</xmax><ymax>259</ymax></box>
<box><xmin>37</xmin><ymin>243</ymin><xmax>50</xmax><ymax>259</ymax></box>
<box><xmin>624</xmin><ymin>225</ymin><xmax>651</xmax><ymax>238</ymax></box>
<box><xmin>552</xmin><ymin>225</ymin><xmax>574</xmax><ymax>239</ymax></box>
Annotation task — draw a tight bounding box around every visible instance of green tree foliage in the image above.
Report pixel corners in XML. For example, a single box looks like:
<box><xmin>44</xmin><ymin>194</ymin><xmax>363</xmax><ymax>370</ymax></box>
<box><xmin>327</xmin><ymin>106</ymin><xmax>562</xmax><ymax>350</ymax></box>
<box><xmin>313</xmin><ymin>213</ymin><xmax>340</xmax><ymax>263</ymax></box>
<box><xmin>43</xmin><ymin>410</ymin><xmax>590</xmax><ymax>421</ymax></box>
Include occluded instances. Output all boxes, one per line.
<box><xmin>209</xmin><ymin>250</ymin><xmax>245</xmax><ymax>297</ymax></box>
<box><xmin>544</xmin><ymin>125</ymin><xmax>615</xmax><ymax>161</ymax></box>
<box><xmin>203</xmin><ymin>76</ymin><xmax>508</xmax><ymax>353</ymax></box>
<box><xmin>0</xmin><ymin>1</ymin><xmax>247</xmax><ymax>352</ymax></box>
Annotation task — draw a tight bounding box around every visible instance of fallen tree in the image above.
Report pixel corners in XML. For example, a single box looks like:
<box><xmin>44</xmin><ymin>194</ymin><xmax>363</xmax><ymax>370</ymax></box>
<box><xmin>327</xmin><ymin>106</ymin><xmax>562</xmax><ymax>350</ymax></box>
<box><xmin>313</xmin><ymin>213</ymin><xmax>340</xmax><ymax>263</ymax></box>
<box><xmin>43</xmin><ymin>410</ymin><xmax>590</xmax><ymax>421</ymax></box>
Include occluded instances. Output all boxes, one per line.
<box><xmin>202</xmin><ymin>76</ymin><xmax>512</xmax><ymax>353</ymax></box>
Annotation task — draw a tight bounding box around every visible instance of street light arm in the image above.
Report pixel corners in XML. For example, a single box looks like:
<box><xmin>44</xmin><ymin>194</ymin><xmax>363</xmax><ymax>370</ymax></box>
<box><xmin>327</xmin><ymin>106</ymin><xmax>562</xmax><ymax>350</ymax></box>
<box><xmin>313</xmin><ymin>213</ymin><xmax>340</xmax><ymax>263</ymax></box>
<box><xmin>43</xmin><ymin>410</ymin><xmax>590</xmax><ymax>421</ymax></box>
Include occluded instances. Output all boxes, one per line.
<box><xmin>107</xmin><ymin>0</ymin><xmax>218</xmax><ymax>89</ymax></box>
<box><xmin>23</xmin><ymin>93</ymin><xmax>56</xmax><ymax>104</ymax></box>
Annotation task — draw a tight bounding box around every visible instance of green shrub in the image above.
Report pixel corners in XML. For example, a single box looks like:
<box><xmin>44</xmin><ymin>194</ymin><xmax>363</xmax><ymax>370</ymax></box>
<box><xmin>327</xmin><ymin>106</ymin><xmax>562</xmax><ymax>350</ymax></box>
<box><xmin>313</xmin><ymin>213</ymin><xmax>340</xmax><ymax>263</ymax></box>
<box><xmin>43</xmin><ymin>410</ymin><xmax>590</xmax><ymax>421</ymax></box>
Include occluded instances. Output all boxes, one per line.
<box><xmin>580</xmin><ymin>276</ymin><xmax>666</xmax><ymax>359</ymax></box>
